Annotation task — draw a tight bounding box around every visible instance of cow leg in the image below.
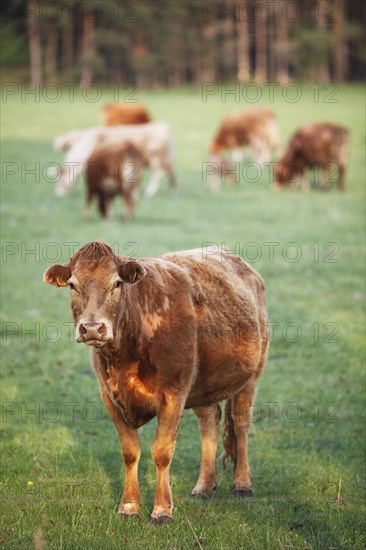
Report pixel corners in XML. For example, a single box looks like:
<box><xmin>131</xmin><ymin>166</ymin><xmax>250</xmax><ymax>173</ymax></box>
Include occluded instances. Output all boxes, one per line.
<box><xmin>207</xmin><ymin>171</ymin><xmax>221</xmax><ymax>192</ymax></box>
<box><xmin>251</xmin><ymin>139</ymin><xmax>268</xmax><ymax>166</ymax></box>
<box><xmin>300</xmin><ymin>175</ymin><xmax>310</xmax><ymax>192</ymax></box>
<box><xmin>105</xmin><ymin>198</ymin><xmax>113</xmax><ymax>219</ymax></box>
<box><xmin>338</xmin><ymin>165</ymin><xmax>345</xmax><ymax>191</ymax></box>
<box><xmin>191</xmin><ymin>404</ymin><xmax>221</xmax><ymax>498</ymax></box>
<box><xmin>98</xmin><ymin>195</ymin><xmax>112</xmax><ymax>218</ymax></box>
<box><xmin>100</xmin><ymin>390</ymin><xmax>141</xmax><ymax>516</ymax></box>
<box><xmin>150</xmin><ymin>396</ymin><xmax>184</xmax><ymax>523</ymax></box>
<box><xmin>162</xmin><ymin>144</ymin><xmax>178</xmax><ymax>196</ymax></box>
<box><xmin>231</xmin><ymin>379</ymin><xmax>257</xmax><ymax>497</ymax></box>
<box><xmin>258</xmin><ymin>146</ymin><xmax>271</xmax><ymax>165</ymax></box>
<box><xmin>122</xmin><ymin>188</ymin><xmax>139</xmax><ymax>222</ymax></box>
<box><xmin>165</xmin><ymin>162</ymin><xmax>178</xmax><ymax>196</ymax></box>
<box><xmin>220</xmin><ymin>158</ymin><xmax>237</xmax><ymax>188</ymax></box>
<box><xmin>320</xmin><ymin>165</ymin><xmax>332</xmax><ymax>190</ymax></box>
<box><xmin>231</xmin><ymin>149</ymin><xmax>244</xmax><ymax>163</ymax></box>
<box><xmin>144</xmin><ymin>167</ymin><xmax>165</xmax><ymax>199</ymax></box>
<box><xmin>84</xmin><ymin>191</ymin><xmax>93</xmax><ymax>220</ymax></box>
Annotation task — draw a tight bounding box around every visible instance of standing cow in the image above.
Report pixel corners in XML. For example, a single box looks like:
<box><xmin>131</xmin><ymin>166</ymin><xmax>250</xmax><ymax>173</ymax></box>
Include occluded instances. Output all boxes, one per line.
<box><xmin>53</xmin><ymin>123</ymin><xmax>177</xmax><ymax>199</ymax></box>
<box><xmin>84</xmin><ymin>141</ymin><xmax>143</xmax><ymax>221</ymax></box>
<box><xmin>43</xmin><ymin>242</ymin><xmax>269</xmax><ymax>524</ymax></box>
<box><xmin>274</xmin><ymin>123</ymin><xmax>349</xmax><ymax>191</ymax></box>
<box><xmin>206</xmin><ymin>108</ymin><xmax>280</xmax><ymax>190</ymax></box>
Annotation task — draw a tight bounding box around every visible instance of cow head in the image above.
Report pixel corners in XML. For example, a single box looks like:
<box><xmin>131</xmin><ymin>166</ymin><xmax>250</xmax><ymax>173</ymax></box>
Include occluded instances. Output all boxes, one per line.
<box><xmin>273</xmin><ymin>160</ymin><xmax>303</xmax><ymax>190</ymax></box>
<box><xmin>273</xmin><ymin>162</ymin><xmax>288</xmax><ymax>189</ymax></box>
<box><xmin>43</xmin><ymin>242</ymin><xmax>146</xmax><ymax>347</ymax></box>
<box><xmin>273</xmin><ymin>139</ymin><xmax>304</xmax><ymax>190</ymax></box>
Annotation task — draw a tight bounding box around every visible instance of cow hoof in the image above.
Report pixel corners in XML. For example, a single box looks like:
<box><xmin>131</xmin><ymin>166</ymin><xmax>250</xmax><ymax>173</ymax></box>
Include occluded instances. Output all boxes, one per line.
<box><xmin>118</xmin><ymin>512</ymin><xmax>139</xmax><ymax>520</ymax></box>
<box><xmin>190</xmin><ymin>487</ymin><xmax>216</xmax><ymax>501</ymax></box>
<box><xmin>150</xmin><ymin>515</ymin><xmax>172</xmax><ymax>526</ymax></box>
<box><xmin>190</xmin><ymin>492</ymin><xmax>210</xmax><ymax>501</ymax></box>
<box><xmin>233</xmin><ymin>488</ymin><xmax>254</xmax><ymax>499</ymax></box>
<box><xmin>190</xmin><ymin>484</ymin><xmax>216</xmax><ymax>501</ymax></box>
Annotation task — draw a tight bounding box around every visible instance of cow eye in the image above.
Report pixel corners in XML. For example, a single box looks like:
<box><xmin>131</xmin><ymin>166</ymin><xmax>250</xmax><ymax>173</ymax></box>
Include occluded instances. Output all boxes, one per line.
<box><xmin>113</xmin><ymin>280</ymin><xmax>122</xmax><ymax>290</ymax></box>
<box><xmin>69</xmin><ymin>282</ymin><xmax>74</xmax><ymax>290</ymax></box>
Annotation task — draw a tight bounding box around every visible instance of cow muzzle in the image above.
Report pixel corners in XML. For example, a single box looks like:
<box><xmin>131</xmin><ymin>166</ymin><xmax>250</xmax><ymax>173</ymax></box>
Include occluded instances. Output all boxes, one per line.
<box><xmin>76</xmin><ymin>321</ymin><xmax>113</xmax><ymax>346</ymax></box>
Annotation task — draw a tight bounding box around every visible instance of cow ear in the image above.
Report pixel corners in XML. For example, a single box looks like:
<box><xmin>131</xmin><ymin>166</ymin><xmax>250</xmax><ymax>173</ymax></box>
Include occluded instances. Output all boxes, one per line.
<box><xmin>43</xmin><ymin>264</ymin><xmax>71</xmax><ymax>287</ymax></box>
<box><xmin>119</xmin><ymin>260</ymin><xmax>146</xmax><ymax>285</ymax></box>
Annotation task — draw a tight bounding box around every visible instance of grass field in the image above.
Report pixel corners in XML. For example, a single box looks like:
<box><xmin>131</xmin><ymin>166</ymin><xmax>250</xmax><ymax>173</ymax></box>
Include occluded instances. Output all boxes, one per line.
<box><xmin>1</xmin><ymin>84</ymin><xmax>365</xmax><ymax>549</ymax></box>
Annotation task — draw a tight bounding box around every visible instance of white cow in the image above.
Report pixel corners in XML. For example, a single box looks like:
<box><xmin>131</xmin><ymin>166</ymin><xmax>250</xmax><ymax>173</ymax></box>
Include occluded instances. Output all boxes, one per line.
<box><xmin>52</xmin><ymin>123</ymin><xmax>177</xmax><ymax>198</ymax></box>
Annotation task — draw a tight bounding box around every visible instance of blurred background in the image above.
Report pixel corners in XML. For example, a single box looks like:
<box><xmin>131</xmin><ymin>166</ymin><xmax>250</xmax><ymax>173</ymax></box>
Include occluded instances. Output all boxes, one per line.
<box><xmin>1</xmin><ymin>0</ymin><xmax>365</xmax><ymax>88</ymax></box>
<box><xmin>1</xmin><ymin>2</ymin><xmax>365</xmax><ymax>548</ymax></box>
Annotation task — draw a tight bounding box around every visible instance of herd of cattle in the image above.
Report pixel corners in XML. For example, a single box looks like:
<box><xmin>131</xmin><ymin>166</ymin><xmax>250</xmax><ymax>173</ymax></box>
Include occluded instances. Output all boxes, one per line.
<box><xmin>52</xmin><ymin>102</ymin><xmax>349</xmax><ymax>220</ymax></box>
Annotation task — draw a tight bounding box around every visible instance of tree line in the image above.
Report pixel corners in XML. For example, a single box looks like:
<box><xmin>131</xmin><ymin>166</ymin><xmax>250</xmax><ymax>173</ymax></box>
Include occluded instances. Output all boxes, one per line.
<box><xmin>1</xmin><ymin>0</ymin><xmax>364</xmax><ymax>88</ymax></box>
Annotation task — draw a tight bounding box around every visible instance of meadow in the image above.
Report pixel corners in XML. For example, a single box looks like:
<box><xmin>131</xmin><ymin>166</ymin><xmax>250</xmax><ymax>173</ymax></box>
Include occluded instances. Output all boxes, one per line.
<box><xmin>1</xmin><ymin>84</ymin><xmax>365</xmax><ymax>549</ymax></box>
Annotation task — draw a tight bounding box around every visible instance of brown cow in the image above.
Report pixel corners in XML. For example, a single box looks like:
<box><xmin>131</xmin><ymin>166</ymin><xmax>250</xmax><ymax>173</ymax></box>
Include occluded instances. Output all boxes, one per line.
<box><xmin>207</xmin><ymin>108</ymin><xmax>280</xmax><ymax>190</ymax></box>
<box><xmin>43</xmin><ymin>242</ymin><xmax>269</xmax><ymax>524</ymax></box>
<box><xmin>274</xmin><ymin>123</ymin><xmax>349</xmax><ymax>191</ymax></box>
<box><xmin>101</xmin><ymin>103</ymin><xmax>151</xmax><ymax>126</ymax></box>
<box><xmin>84</xmin><ymin>141</ymin><xmax>143</xmax><ymax>221</ymax></box>
<box><xmin>209</xmin><ymin>108</ymin><xmax>280</xmax><ymax>162</ymax></box>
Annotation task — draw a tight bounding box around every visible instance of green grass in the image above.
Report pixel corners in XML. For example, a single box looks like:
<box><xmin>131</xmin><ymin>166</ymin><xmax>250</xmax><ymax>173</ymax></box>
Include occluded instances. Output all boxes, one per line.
<box><xmin>1</xmin><ymin>84</ymin><xmax>365</xmax><ymax>549</ymax></box>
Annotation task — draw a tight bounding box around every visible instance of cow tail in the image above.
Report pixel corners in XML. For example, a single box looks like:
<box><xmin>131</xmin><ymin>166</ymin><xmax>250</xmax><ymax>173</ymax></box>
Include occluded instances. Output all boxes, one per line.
<box><xmin>221</xmin><ymin>398</ymin><xmax>237</xmax><ymax>469</ymax></box>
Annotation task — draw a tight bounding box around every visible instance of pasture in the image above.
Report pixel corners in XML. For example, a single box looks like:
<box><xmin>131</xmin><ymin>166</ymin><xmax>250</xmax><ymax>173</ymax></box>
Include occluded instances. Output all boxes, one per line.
<box><xmin>1</xmin><ymin>84</ymin><xmax>365</xmax><ymax>549</ymax></box>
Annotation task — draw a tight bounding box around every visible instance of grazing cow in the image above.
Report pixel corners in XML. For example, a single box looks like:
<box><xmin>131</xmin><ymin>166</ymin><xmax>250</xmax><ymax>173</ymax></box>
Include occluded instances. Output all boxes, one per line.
<box><xmin>84</xmin><ymin>141</ymin><xmax>143</xmax><ymax>221</ymax></box>
<box><xmin>207</xmin><ymin>108</ymin><xmax>280</xmax><ymax>190</ymax></box>
<box><xmin>43</xmin><ymin>242</ymin><xmax>269</xmax><ymax>524</ymax></box>
<box><xmin>54</xmin><ymin>123</ymin><xmax>177</xmax><ymax>199</ymax></box>
<box><xmin>274</xmin><ymin>123</ymin><xmax>349</xmax><ymax>191</ymax></box>
<box><xmin>101</xmin><ymin>103</ymin><xmax>151</xmax><ymax>126</ymax></box>
<box><xmin>209</xmin><ymin>108</ymin><xmax>280</xmax><ymax>162</ymax></box>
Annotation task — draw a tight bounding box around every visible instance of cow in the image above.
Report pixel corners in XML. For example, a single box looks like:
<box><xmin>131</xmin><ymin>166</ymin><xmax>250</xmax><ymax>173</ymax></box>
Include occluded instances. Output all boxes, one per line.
<box><xmin>84</xmin><ymin>141</ymin><xmax>143</xmax><ymax>221</ymax></box>
<box><xmin>206</xmin><ymin>108</ymin><xmax>280</xmax><ymax>191</ymax></box>
<box><xmin>53</xmin><ymin>104</ymin><xmax>151</xmax><ymax>153</ymax></box>
<box><xmin>43</xmin><ymin>242</ymin><xmax>269</xmax><ymax>524</ymax></box>
<box><xmin>101</xmin><ymin>103</ymin><xmax>151</xmax><ymax>126</ymax></box>
<box><xmin>53</xmin><ymin>123</ymin><xmax>177</xmax><ymax>199</ymax></box>
<box><xmin>274</xmin><ymin>123</ymin><xmax>349</xmax><ymax>191</ymax></box>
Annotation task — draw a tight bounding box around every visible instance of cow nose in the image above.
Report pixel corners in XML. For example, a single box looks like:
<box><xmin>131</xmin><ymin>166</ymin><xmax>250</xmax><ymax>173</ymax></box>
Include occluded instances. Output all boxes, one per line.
<box><xmin>79</xmin><ymin>322</ymin><xmax>107</xmax><ymax>341</ymax></box>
